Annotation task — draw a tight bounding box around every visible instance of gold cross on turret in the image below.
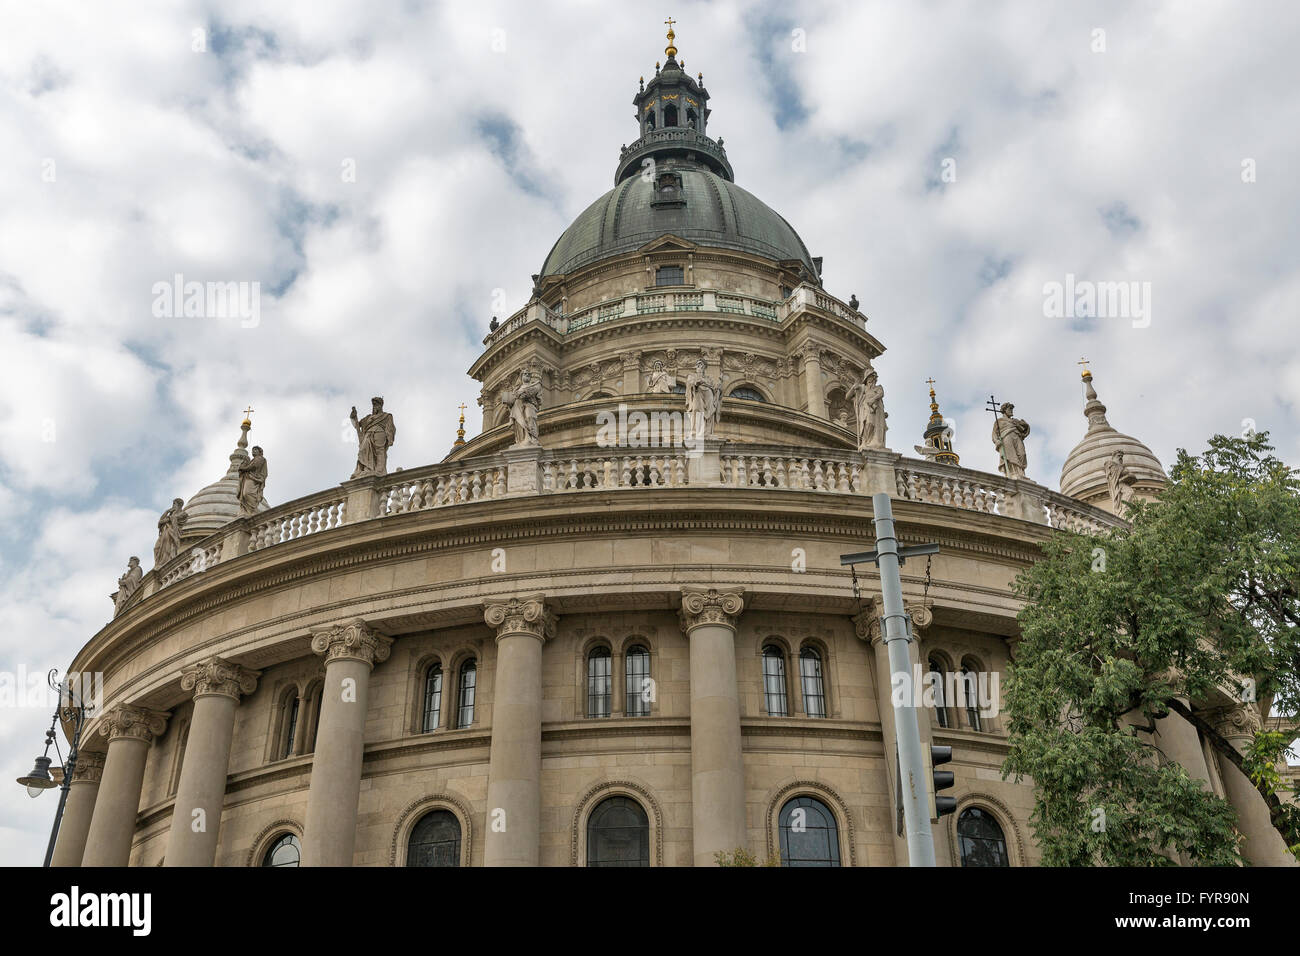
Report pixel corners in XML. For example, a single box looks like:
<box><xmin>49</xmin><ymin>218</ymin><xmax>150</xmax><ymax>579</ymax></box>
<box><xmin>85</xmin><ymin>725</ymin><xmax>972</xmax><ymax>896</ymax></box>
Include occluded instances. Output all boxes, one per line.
<box><xmin>1076</xmin><ymin>356</ymin><xmax>1091</xmax><ymax>376</ymax></box>
<box><xmin>242</xmin><ymin>405</ymin><xmax>254</xmax><ymax>427</ymax></box>
<box><xmin>664</xmin><ymin>16</ymin><xmax>677</xmax><ymax>58</ymax></box>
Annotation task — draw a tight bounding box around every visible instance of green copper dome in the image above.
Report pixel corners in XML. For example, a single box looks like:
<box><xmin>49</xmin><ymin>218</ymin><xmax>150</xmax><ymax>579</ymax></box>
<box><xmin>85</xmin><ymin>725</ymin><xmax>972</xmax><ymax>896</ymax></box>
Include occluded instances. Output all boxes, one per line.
<box><xmin>539</xmin><ymin>163</ymin><xmax>818</xmax><ymax>278</ymax></box>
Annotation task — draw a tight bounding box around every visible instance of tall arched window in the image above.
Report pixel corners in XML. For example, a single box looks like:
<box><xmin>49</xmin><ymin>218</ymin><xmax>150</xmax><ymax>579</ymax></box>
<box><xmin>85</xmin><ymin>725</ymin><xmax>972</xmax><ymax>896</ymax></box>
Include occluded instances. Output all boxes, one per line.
<box><xmin>262</xmin><ymin>833</ymin><xmax>300</xmax><ymax>867</ymax></box>
<box><xmin>778</xmin><ymin>796</ymin><xmax>841</xmax><ymax>867</ymax></box>
<box><xmin>277</xmin><ymin>690</ymin><xmax>299</xmax><ymax>760</ymax></box>
<box><xmin>625</xmin><ymin>645</ymin><xmax>651</xmax><ymax>716</ymax></box>
<box><xmin>663</xmin><ymin>103</ymin><xmax>678</xmax><ymax>127</ymax></box>
<box><xmin>456</xmin><ymin>659</ymin><xmax>477</xmax><ymax>728</ymax></box>
<box><xmin>422</xmin><ymin>663</ymin><xmax>443</xmax><ymax>732</ymax></box>
<box><xmin>762</xmin><ymin>645</ymin><xmax>788</xmax><ymax>717</ymax></box>
<box><xmin>799</xmin><ymin>647</ymin><xmax>826</xmax><ymax>717</ymax></box>
<box><xmin>957</xmin><ymin>808</ymin><xmax>1009</xmax><ymax>867</ymax></box>
<box><xmin>960</xmin><ymin>660</ymin><xmax>982</xmax><ymax>731</ymax></box>
<box><xmin>407</xmin><ymin>810</ymin><xmax>462</xmax><ymax>867</ymax></box>
<box><xmin>588</xmin><ymin>647</ymin><xmax>612</xmax><ymax>717</ymax></box>
<box><xmin>306</xmin><ymin>683</ymin><xmax>323</xmax><ymax>753</ymax></box>
<box><xmin>928</xmin><ymin>656</ymin><xmax>950</xmax><ymax>729</ymax></box>
<box><xmin>586</xmin><ymin>796</ymin><xmax>650</xmax><ymax>867</ymax></box>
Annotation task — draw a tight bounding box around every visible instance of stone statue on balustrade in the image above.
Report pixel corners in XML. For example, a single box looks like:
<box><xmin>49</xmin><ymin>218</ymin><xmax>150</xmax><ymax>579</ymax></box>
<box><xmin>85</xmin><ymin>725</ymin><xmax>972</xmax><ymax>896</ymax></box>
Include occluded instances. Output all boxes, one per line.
<box><xmin>350</xmin><ymin>397</ymin><xmax>396</xmax><ymax>478</ymax></box>
<box><xmin>846</xmin><ymin>367</ymin><xmax>888</xmax><ymax>450</ymax></box>
<box><xmin>110</xmin><ymin>557</ymin><xmax>142</xmax><ymax>617</ymax></box>
<box><xmin>1105</xmin><ymin>449</ymin><xmax>1137</xmax><ymax>512</ymax></box>
<box><xmin>500</xmin><ymin>368</ymin><xmax>542</xmax><ymax>447</ymax></box>
<box><xmin>154</xmin><ymin>498</ymin><xmax>187</xmax><ymax>566</ymax></box>
<box><xmin>991</xmin><ymin>402</ymin><xmax>1031</xmax><ymax>480</ymax></box>
<box><xmin>237</xmin><ymin>445</ymin><xmax>268</xmax><ymax>516</ymax></box>
<box><xmin>646</xmin><ymin>359</ymin><xmax>677</xmax><ymax>394</ymax></box>
<box><xmin>684</xmin><ymin>358</ymin><xmax>721</xmax><ymax>441</ymax></box>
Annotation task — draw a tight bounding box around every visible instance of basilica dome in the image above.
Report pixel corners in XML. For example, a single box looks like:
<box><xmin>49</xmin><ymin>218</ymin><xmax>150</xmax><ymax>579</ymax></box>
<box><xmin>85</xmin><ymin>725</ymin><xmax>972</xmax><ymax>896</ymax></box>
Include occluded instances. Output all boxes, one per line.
<box><xmin>1059</xmin><ymin>370</ymin><xmax>1166</xmax><ymax>507</ymax></box>
<box><xmin>181</xmin><ymin>419</ymin><xmax>269</xmax><ymax>538</ymax></box>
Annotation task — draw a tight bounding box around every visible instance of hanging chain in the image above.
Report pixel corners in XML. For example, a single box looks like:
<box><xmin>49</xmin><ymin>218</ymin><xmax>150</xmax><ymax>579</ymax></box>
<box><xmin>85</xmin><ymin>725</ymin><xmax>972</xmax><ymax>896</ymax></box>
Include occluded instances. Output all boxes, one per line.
<box><xmin>850</xmin><ymin>562</ymin><xmax>867</xmax><ymax>617</ymax></box>
<box><xmin>922</xmin><ymin>554</ymin><xmax>933</xmax><ymax>604</ymax></box>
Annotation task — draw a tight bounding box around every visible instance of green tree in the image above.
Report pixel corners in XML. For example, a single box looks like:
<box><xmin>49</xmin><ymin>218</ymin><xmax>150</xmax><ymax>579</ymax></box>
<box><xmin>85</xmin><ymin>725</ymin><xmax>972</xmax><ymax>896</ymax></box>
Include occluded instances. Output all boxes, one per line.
<box><xmin>1003</xmin><ymin>432</ymin><xmax>1300</xmax><ymax>865</ymax></box>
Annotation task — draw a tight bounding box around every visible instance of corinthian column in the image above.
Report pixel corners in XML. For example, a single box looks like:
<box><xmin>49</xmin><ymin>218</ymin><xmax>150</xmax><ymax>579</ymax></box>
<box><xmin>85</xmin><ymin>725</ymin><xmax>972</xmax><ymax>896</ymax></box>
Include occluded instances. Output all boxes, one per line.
<box><xmin>1209</xmin><ymin>704</ymin><xmax>1299</xmax><ymax>867</ymax></box>
<box><xmin>680</xmin><ymin>586</ymin><xmax>746</xmax><ymax>866</ymax></box>
<box><xmin>82</xmin><ymin>705</ymin><xmax>169</xmax><ymax>866</ymax></box>
<box><xmin>301</xmin><ymin>619</ymin><xmax>392</xmax><ymax>866</ymax></box>
<box><xmin>164</xmin><ymin>657</ymin><xmax>260</xmax><ymax>866</ymax></box>
<box><xmin>50</xmin><ymin>751</ymin><xmax>106</xmax><ymax>867</ymax></box>
<box><xmin>483</xmin><ymin>596</ymin><xmax>555</xmax><ymax>866</ymax></box>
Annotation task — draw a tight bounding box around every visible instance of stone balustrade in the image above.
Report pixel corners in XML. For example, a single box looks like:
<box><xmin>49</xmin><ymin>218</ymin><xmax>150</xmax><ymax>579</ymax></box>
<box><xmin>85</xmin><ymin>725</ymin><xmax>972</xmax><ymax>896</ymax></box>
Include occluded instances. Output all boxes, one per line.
<box><xmin>248</xmin><ymin>491</ymin><xmax>348</xmax><ymax>552</ymax></box>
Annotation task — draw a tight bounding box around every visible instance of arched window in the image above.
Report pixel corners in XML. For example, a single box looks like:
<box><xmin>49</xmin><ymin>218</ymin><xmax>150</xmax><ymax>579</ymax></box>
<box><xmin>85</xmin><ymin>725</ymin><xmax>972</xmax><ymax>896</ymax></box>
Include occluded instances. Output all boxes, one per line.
<box><xmin>422</xmin><ymin>664</ymin><xmax>443</xmax><ymax>732</ymax></box>
<box><xmin>928</xmin><ymin>656</ymin><xmax>950</xmax><ymax>729</ymax></box>
<box><xmin>407</xmin><ymin>810</ymin><xmax>462</xmax><ymax>867</ymax></box>
<box><xmin>588</xmin><ymin>647</ymin><xmax>612</xmax><ymax>718</ymax></box>
<box><xmin>728</xmin><ymin>386</ymin><xmax>766</xmax><ymax>402</ymax></box>
<box><xmin>686</xmin><ymin>107</ymin><xmax>698</xmax><ymax>129</ymax></box>
<box><xmin>957</xmin><ymin>808</ymin><xmax>1009</xmax><ymax>867</ymax></box>
<box><xmin>306</xmin><ymin>683</ymin><xmax>323</xmax><ymax>753</ymax></box>
<box><xmin>262</xmin><ymin>833</ymin><xmax>300</xmax><ymax>867</ymax></box>
<box><xmin>762</xmin><ymin>645</ymin><xmax>788</xmax><ymax>717</ymax></box>
<box><xmin>456</xmin><ymin>659</ymin><xmax>477</xmax><ymax>728</ymax></box>
<box><xmin>778</xmin><ymin>796</ymin><xmax>841</xmax><ymax>867</ymax></box>
<box><xmin>799</xmin><ymin>647</ymin><xmax>826</xmax><ymax>717</ymax></box>
<box><xmin>277</xmin><ymin>691</ymin><xmax>299</xmax><ymax>760</ymax></box>
<box><xmin>586</xmin><ymin>796</ymin><xmax>649</xmax><ymax>866</ymax></box>
<box><xmin>663</xmin><ymin>103</ymin><xmax>678</xmax><ymax>127</ymax></box>
<box><xmin>625</xmin><ymin>645</ymin><xmax>650</xmax><ymax>716</ymax></box>
<box><xmin>960</xmin><ymin>660</ymin><xmax>982</xmax><ymax>731</ymax></box>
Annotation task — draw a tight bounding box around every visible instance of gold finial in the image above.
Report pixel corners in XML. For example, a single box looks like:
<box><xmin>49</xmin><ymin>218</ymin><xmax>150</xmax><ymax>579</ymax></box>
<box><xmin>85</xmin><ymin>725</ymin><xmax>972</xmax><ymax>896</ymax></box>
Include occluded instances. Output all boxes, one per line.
<box><xmin>1077</xmin><ymin>356</ymin><xmax>1091</xmax><ymax>379</ymax></box>
<box><xmin>664</xmin><ymin>16</ymin><xmax>677</xmax><ymax>58</ymax></box>
<box><xmin>241</xmin><ymin>404</ymin><xmax>254</xmax><ymax>427</ymax></box>
<box><xmin>454</xmin><ymin>403</ymin><xmax>467</xmax><ymax>447</ymax></box>
<box><xmin>925</xmin><ymin>378</ymin><xmax>942</xmax><ymax>423</ymax></box>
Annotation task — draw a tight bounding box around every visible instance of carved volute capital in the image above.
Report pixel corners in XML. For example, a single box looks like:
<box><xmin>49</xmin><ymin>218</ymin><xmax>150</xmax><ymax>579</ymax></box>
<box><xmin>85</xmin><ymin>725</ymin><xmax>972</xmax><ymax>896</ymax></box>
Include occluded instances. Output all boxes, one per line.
<box><xmin>1206</xmin><ymin>702</ymin><xmax>1263</xmax><ymax>748</ymax></box>
<box><xmin>678</xmin><ymin>587</ymin><xmax>745</xmax><ymax>634</ymax></box>
<box><xmin>97</xmin><ymin>705</ymin><xmax>169</xmax><ymax>745</ymax></box>
<box><xmin>180</xmin><ymin>656</ymin><xmax>261</xmax><ymax>702</ymax></box>
<box><xmin>483</xmin><ymin>596</ymin><xmax>556</xmax><ymax>643</ymax></box>
<box><xmin>71</xmin><ymin>751</ymin><xmax>106</xmax><ymax>784</ymax></box>
<box><xmin>854</xmin><ymin>596</ymin><xmax>932</xmax><ymax>647</ymax></box>
<box><xmin>310</xmin><ymin>618</ymin><xmax>393</xmax><ymax>669</ymax></box>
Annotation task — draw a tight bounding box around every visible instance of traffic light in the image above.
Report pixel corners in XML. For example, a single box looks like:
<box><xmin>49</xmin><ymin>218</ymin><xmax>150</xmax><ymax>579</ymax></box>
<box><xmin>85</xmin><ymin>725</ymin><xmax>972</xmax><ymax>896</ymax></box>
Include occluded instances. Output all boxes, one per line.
<box><xmin>925</xmin><ymin>745</ymin><xmax>957</xmax><ymax>822</ymax></box>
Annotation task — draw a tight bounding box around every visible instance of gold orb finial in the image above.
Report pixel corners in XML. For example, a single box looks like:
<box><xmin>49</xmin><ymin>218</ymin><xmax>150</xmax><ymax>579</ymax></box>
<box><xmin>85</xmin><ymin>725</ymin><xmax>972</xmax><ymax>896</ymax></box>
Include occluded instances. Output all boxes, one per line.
<box><xmin>664</xmin><ymin>16</ymin><xmax>677</xmax><ymax>58</ymax></box>
<box><xmin>1076</xmin><ymin>356</ymin><xmax>1091</xmax><ymax>379</ymax></box>
<box><xmin>241</xmin><ymin>405</ymin><xmax>254</xmax><ymax>428</ymax></box>
<box><xmin>454</xmin><ymin>403</ymin><xmax>467</xmax><ymax>448</ymax></box>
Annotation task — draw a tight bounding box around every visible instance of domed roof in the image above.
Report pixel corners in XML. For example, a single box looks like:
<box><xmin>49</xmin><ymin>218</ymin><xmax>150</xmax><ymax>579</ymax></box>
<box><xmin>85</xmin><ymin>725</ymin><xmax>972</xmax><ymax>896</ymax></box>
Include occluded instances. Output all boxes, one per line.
<box><xmin>540</xmin><ymin>162</ymin><xmax>817</xmax><ymax>278</ymax></box>
<box><xmin>182</xmin><ymin>421</ymin><xmax>269</xmax><ymax>538</ymax></box>
<box><xmin>1060</xmin><ymin>371</ymin><xmax>1166</xmax><ymax>505</ymax></box>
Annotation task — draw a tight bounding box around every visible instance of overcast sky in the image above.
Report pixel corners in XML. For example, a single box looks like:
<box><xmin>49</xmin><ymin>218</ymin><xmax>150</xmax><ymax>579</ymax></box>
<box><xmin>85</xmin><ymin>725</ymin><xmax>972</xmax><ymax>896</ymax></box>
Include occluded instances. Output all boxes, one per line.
<box><xmin>1</xmin><ymin>1</ymin><xmax>1297</xmax><ymax>862</ymax></box>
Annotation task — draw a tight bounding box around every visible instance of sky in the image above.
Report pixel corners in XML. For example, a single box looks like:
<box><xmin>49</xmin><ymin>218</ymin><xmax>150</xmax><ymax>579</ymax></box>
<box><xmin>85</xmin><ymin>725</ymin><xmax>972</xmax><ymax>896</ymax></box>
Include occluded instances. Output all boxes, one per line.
<box><xmin>1</xmin><ymin>0</ymin><xmax>1298</xmax><ymax>863</ymax></box>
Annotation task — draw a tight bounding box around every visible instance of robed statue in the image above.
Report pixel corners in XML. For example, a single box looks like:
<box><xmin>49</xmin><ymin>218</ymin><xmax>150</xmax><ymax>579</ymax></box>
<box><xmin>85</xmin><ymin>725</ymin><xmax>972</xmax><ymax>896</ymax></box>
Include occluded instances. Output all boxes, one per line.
<box><xmin>646</xmin><ymin>360</ymin><xmax>677</xmax><ymax>394</ymax></box>
<box><xmin>237</xmin><ymin>445</ymin><xmax>268</xmax><ymax>516</ymax></box>
<box><xmin>351</xmin><ymin>397</ymin><xmax>396</xmax><ymax>478</ymax></box>
<box><xmin>1105</xmin><ymin>450</ymin><xmax>1137</xmax><ymax>511</ymax></box>
<box><xmin>110</xmin><ymin>557</ymin><xmax>143</xmax><ymax>617</ymax></box>
<box><xmin>991</xmin><ymin>402</ymin><xmax>1031</xmax><ymax>480</ymax></box>
<box><xmin>500</xmin><ymin>368</ymin><xmax>542</xmax><ymax>447</ymax></box>
<box><xmin>846</xmin><ymin>368</ymin><xmax>888</xmax><ymax>450</ymax></box>
<box><xmin>154</xmin><ymin>498</ymin><xmax>188</xmax><ymax>566</ymax></box>
<box><xmin>685</xmin><ymin>358</ymin><xmax>721</xmax><ymax>441</ymax></box>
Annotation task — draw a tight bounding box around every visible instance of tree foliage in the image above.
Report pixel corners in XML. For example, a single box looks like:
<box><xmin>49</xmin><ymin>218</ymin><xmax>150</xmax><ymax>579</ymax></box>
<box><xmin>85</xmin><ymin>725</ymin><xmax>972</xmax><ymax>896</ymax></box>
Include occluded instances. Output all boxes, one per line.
<box><xmin>1003</xmin><ymin>432</ymin><xmax>1300</xmax><ymax>865</ymax></box>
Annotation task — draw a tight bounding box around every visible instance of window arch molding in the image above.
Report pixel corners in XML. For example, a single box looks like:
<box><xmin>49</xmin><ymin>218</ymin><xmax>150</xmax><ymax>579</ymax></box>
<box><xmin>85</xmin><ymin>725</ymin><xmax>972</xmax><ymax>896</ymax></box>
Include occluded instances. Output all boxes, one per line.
<box><xmin>958</xmin><ymin>655</ymin><xmax>986</xmax><ymax>732</ymax></box>
<box><xmin>389</xmin><ymin>793</ymin><xmax>474</xmax><ymax>867</ymax></box>
<box><xmin>269</xmin><ymin>683</ymin><xmax>302</xmax><ymax>761</ymax></box>
<box><xmin>757</xmin><ymin>636</ymin><xmax>794</xmax><ymax>718</ymax></box>
<box><xmin>408</xmin><ymin>652</ymin><xmax>449</xmax><ymax>734</ymax></box>
<box><xmin>300</xmin><ymin>677</ymin><xmax>325</xmax><ymax>754</ymax></box>
<box><xmin>945</xmin><ymin>795</ymin><xmax>1025</xmax><ymax>867</ymax></box>
<box><xmin>570</xmin><ymin>780</ymin><xmax>663</xmax><ymax>867</ymax></box>
<box><xmin>796</xmin><ymin>637</ymin><xmax>835</xmax><ymax>718</ymax></box>
<box><xmin>245</xmin><ymin>819</ymin><xmax>303</xmax><ymax>867</ymax></box>
<box><xmin>725</xmin><ymin>381</ymin><xmax>771</xmax><ymax>403</ymax></box>
<box><xmin>763</xmin><ymin>780</ymin><xmax>856</xmax><ymax>866</ymax></box>
<box><xmin>923</xmin><ymin>648</ymin><xmax>957</xmax><ymax>729</ymax></box>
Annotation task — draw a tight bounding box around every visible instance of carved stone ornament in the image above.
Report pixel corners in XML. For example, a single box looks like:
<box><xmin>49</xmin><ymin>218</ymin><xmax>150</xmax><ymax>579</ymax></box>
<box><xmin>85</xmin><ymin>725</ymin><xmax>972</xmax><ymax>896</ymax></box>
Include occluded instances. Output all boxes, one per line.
<box><xmin>679</xmin><ymin>587</ymin><xmax>745</xmax><ymax>633</ymax></box>
<box><xmin>71</xmin><ymin>751</ymin><xmax>106</xmax><ymax>784</ymax></box>
<box><xmin>180</xmin><ymin>656</ymin><xmax>261</xmax><ymax>701</ymax></box>
<box><xmin>483</xmin><ymin>596</ymin><xmax>556</xmax><ymax>642</ymax></box>
<box><xmin>97</xmin><ymin>705</ymin><xmax>169</xmax><ymax>744</ymax></box>
<box><xmin>310</xmin><ymin>618</ymin><xmax>394</xmax><ymax>668</ymax></box>
<box><xmin>853</xmin><ymin>596</ymin><xmax>932</xmax><ymax>645</ymax></box>
<box><xmin>1206</xmin><ymin>702</ymin><xmax>1263</xmax><ymax>743</ymax></box>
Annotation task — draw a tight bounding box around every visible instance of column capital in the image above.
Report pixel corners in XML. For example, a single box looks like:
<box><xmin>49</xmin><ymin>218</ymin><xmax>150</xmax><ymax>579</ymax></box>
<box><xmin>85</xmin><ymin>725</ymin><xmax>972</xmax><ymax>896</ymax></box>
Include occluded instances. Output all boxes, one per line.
<box><xmin>853</xmin><ymin>596</ymin><xmax>932</xmax><ymax>647</ymax></box>
<box><xmin>180</xmin><ymin>656</ymin><xmax>261</xmax><ymax>701</ymax></box>
<box><xmin>310</xmin><ymin>618</ymin><xmax>393</xmax><ymax>668</ymax></box>
<box><xmin>97</xmin><ymin>704</ymin><xmax>169</xmax><ymax>745</ymax></box>
<box><xmin>483</xmin><ymin>595</ymin><xmax>556</xmax><ymax>643</ymax></box>
<box><xmin>71</xmin><ymin>750</ymin><xmax>106</xmax><ymax>784</ymax></box>
<box><xmin>1205</xmin><ymin>702</ymin><xmax>1262</xmax><ymax>748</ymax></box>
<box><xmin>678</xmin><ymin>587</ymin><xmax>744</xmax><ymax>634</ymax></box>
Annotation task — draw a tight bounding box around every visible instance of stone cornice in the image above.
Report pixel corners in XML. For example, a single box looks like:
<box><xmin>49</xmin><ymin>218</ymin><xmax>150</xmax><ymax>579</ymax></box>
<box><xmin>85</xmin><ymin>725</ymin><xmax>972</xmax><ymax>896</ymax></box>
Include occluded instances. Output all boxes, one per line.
<box><xmin>309</xmin><ymin>618</ymin><xmax>393</xmax><ymax>668</ymax></box>
<box><xmin>483</xmin><ymin>596</ymin><xmax>556</xmax><ymax>642</ymax></box>
<box><xmin>179</xmin><ymin>656</ymin><xmax>261</xmax><ymax>701</ymax></box>
<box><xmin>679</xmin><ymin>586</ymin><xmax>745</xmax><ymax>633</ymax></box>
<box><xmin>98</xmin><ymin>704</ymin><xmax>169</xmax><ymax>745</ymax></box>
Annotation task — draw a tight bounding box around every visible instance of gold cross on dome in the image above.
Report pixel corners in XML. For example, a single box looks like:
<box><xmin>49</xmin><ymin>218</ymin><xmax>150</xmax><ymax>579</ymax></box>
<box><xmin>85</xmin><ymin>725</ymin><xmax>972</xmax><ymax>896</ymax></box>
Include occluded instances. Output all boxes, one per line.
<box><xmin>664</xmin><ymin>16</ymin><xmax>675</xmax><ymax>30</ymax></box>
<box><xmin>925</xmin><ymin>377</ymin><xmax>936</xmax><ymax>388</ymax></box>
<box><xmin>1076</xmin><ymin>356</ymin><xmax>1090</xmax><ymax>373</ymax></box>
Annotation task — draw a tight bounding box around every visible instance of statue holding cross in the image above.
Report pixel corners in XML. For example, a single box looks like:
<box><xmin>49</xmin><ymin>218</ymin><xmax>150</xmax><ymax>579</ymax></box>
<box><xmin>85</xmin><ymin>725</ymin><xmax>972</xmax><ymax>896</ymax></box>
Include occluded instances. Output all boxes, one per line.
<box><xmin>987</xmin><ymin>394</ymin><xmax>1031</xmax><ymax>480</ymax></box>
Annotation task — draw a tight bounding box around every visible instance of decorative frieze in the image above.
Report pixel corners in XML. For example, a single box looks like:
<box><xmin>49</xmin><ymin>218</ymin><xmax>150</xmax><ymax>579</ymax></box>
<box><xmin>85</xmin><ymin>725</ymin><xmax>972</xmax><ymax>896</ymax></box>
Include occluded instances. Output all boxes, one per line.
<box><xmin>97</xmin><ymin>705</ymin><xmax>169</xmax><ymax>745</ymax></box>
<box><xmin>483</xmin><ymin>596</ymin><xmax>556</xmax><ymax>642</ymax></box>
<box><xmin>679</xmin><ymin>587</ymin><xmax>744</xmax><ymax>633</ymax></box>
<box><xmin>179</xmin><ymin>656</ymin><xmax>261</xmax><ymax>701</ymax></box>
<box><xmin>309</xmin><ymin>618</ymin><xmax>393</xmax><ymax>668</ymax></box>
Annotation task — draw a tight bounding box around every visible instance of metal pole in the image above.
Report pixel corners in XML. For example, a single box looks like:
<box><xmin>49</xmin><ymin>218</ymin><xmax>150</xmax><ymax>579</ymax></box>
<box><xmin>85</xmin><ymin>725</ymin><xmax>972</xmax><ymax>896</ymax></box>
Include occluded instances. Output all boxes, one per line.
<box><xmin>871</xmin><ymin>492</ymin><xmax>936</xmax><ymax>866</ymax></box>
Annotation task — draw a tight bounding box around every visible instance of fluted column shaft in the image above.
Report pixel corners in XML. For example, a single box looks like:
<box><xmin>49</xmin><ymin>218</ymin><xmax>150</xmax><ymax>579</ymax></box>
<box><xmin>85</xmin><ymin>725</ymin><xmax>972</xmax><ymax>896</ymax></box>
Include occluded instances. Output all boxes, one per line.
<box><xmin>164</xmin><ymin>658</ymin><xmax>260</xmax><ymax>866</ymax></box>
<box><xmin>50</xmin><ymin>752</ymin><xmax>106</xmax><ymax>867</ymax></box>
<box><xmin>483</xmin><ymin>596</ymin><xmax>555</xmax><ymax>867</ymax></box>
<box><xmin>681</xmin><ymin>587</ymin><xmax>746</xmax><ymax>866</ymax></box>
<box><xmin>301</xmin><ymin>619</ymin><xmax>392</xmax><ymax>866</ymax></box>
<box><xmin>82</xmin><ymin>706</ymin><xmax>169</xmax><ymax>866</ymax></box>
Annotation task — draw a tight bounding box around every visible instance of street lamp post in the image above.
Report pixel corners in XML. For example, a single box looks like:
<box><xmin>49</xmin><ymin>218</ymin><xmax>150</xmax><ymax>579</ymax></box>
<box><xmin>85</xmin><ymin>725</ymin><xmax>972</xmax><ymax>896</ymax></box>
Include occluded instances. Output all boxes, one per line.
<box><xmin>15</xmin><ymin>669</ymin><xmax>92</xmax><ymax>867</ymax></box>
